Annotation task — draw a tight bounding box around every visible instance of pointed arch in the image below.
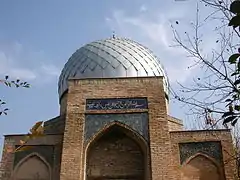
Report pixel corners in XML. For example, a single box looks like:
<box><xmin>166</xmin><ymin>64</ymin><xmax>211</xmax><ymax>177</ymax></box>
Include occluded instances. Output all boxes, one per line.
<box><xmin>183</xmin><ymin>153</ymin><xmax>220</xmax><ymax>167</ymax></box>
<box><xmin>13</xmin><ymin>152</ymin><xmax>51</xmax><ymax>180</ymax></box>
<box><xmin>85</xmin><ymin>121</ymin><xmax>148</xmax><ymax>152</ymax></box>
<box><xmin>181</xmin><ymin>153</ymin><xmax>225</xmax><ymax>180</ymax></box>
<box><xmin>85</xmin><ymin>121</ymin><xmax>149</xmax><ymax>180</ymax></box>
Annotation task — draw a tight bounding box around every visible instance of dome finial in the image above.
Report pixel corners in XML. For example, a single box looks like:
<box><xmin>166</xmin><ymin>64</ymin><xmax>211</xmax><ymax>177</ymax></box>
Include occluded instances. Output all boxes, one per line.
<box><xmin>112</xmin><ymin>31</ymin><xmax>116</xmax><ymax>39</ymax></box>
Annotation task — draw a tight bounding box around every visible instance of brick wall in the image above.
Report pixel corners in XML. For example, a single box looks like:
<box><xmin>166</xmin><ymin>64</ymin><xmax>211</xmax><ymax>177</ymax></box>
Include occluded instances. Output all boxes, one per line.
<box><xmin>167</xmin><ymin>115</ymin><xmax>183</xmax><ymax>131</ymax></box>
<box><xmin>1</xmin><ymin>137</ymin><xmax>17</xmax><ymax>180</ymax></box>
<box><xmin>43</xmin><ymin>116</ymin><xmax>66</xmax><ymax>134</ymax></box>
<box><xmin>1</xmin><ymin>76</ymin><xmax>236</xmax><ymax>180</ymax></box>
<box><xmin>13</xmin><ymin>155</ymin><xmax>50</xmax><ymax>180</ymax></box>
<box><xmin>0</xmin><ymin>134</ymin><xmax>63</xmax><ymax>180</ymax></box>
<box><xmin>53</xmin><ymin>142</ymin><xmax>63</xmax><ymax>180</ymax></box>
<box><xmin>60</xmin><ymin>76</ymin><xmax>173</xmax><ymax>180</ymax></box>
<box><xmin>181</xmin><ymin>154</ymin><xmax>221</xmax><ymax>180</ymax></box>
<box><xmin>0</xmin><ymin>161</ymin><xmax>6</xmax><ymax>179</ymax></box>
<box><xmin>170</xmin><ymin>130</ymin><xmax>237</xmax><ymax>180</ymax></box>
<box><xmin>87</xmin><ymin>126</ymin><xmax>144</xmax><ymax>179</ymax></box>
<box><xmin>60</xmin><ymin>93</ymin><xmax>68</xmax><ymax>115</ymax></box>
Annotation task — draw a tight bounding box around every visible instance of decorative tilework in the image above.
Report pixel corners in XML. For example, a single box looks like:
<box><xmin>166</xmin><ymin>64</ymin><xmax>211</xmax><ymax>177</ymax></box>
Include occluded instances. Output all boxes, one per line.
<box><xmin>86</xmin><ymin>98</ymin><xmax>148</xmax><ymax>110</ymax></box>
<box><xmin>84</xmin><ymin>113</ymin><xmax>149</xmax><ymax>142</ymax></box>
<box><xmin>179</xmin><ymin>141</ymin><xmax>223</xmax><ymax>164</ymax></box>
<box><xmin>13</xmin><ymin>145</ymin><xmax>54</xmax><ymax>168</ymax></box>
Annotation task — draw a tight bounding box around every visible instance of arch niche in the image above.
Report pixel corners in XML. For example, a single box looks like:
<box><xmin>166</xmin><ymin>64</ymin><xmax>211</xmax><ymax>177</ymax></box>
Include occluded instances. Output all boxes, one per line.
<box><xmin>86</xmin><ymin>122</ymin><xmax>148</xmax><ymax>180</ymax></box>
<box><xmin>13</xmin><ymin>153</ymin><xmax>51</xmax><ymax>180</ymax></box>
<box><xmin>181</xmin><ymin>153</ymin><xmax>224</xmax><ymax>180</ymax></box>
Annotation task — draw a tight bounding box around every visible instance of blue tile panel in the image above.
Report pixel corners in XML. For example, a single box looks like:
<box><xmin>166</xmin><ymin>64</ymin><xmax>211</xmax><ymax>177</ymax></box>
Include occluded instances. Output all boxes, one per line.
<box><xmin>84</xmin><ymin>113</ymin><xmax>149</xmax><ymax>142</ymax></box>
<box><xmin>179</xmin><ymin>141</ymin><xmax>223</xmax><ymax>165</ymax></box>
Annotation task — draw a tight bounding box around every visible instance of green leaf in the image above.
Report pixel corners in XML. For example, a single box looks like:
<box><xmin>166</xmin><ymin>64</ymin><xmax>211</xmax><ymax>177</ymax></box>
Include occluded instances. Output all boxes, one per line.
<box><xmin>231</xmin><ymin>119</ymin><xmax>238</xmax><ymax>126</ymax></box>
<box><xmin>232</xmin><ymin>94</ymin><xmax>239</xmax><ymax>100</ymax></box>
<box><xmin>230</xmin><ymin>0</ymin><xmax>240</xmax><ymax>14</ymax></box>
<box><xmin>231</xmin><ymin>72</ymin><xmax>239</xmax><ymax>76</ymax></box>
<box><xmin>229</xmin><ymin>104</ymin><xmax>234</xmax><ymax>112</ymax></box>
<box><xmin>235</xmin><ymin>105</ymin><xmax>240</xmax><ymax>111</ymax></box>
<box><xmin>234</xmin><ymin>79</ymin><xmax>240</xmax><ymax>85</ymax></box>
<box><xmin>223</xmin><ymin>115</ymin><xmax>237</xmax><ymax>124</ymax></box>
<box><xmin>238</xmin><ymin>61</ymin><xmax>240</xmax><ymax>70</ymax></box>
<box><xmin>222</xmin><ymin>111</ymin><xmax>235</xmax><ymax>118</ymax></box>
<box><xmin>229</xmin><ymin>15</ymin><xmax>240</xmax><ymax>28</ymax></box>
<box><xmin>229</xmin><ymin>53</ymin><xmax>240</xmax><ymax>64</ymax></box>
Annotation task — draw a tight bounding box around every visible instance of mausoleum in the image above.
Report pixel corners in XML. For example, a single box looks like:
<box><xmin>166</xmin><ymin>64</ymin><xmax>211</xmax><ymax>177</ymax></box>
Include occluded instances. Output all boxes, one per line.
<box><xmin>0</xmin><ymin>37</ymin><xmax>236</xmax><ymax>180</ymax></box>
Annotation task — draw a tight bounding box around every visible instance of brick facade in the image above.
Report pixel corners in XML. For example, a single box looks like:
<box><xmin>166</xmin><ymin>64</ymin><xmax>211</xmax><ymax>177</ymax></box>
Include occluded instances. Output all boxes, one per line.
<box><xmin>60</xmin><ymin>77</ymin><xmax>173</xmax><ymax>180</ymax></box>
<box><xmin>0</xmin><ymin>134</ymin><xmax>63</xmax><ymax>180</ymax></box>
<box><xmin>170</xmin><ymin>130</ymin><xmax>237</xmax><ymax>179</ymax></box>
<box><xmin>167</xmin><ymin>115</ymin><xmax>183</xmax><ymax>131</ymax></box>
<box><xmin>0</xmin><ymin>76</ymin><xmax>237</xmax><ymax>180</ymax></box>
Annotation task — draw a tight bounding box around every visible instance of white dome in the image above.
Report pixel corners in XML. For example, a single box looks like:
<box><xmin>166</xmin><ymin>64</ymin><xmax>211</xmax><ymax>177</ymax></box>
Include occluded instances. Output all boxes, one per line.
<box><xmin>58</xmin><ymin>37</ymin><xmax>169</xmax><ymax>98</ymax></box>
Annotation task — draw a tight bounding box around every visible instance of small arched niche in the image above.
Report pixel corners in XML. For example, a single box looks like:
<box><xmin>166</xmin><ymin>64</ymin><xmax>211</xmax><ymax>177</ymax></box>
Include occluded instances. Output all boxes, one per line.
<box><xmin>13</xmin><ymin>153</ymin><xmax>51</xmax><ymax>180</ymax></box>
<box><xmin>86</xmin><ymin>123</ymin><xmax>147</xmax><ymax>180</ymax></box>
<box><xmin>181</xmin><ymin>153</ymin><xmax>223</xmax><ymax>180</ymax></box>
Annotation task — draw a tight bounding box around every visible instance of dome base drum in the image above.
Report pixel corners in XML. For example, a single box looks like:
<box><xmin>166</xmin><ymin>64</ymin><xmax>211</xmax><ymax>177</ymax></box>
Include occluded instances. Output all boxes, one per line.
<box><xmin>58</xmin><ymin>37</ymin><xmax>169</xmax><ymax>99</ymax></box>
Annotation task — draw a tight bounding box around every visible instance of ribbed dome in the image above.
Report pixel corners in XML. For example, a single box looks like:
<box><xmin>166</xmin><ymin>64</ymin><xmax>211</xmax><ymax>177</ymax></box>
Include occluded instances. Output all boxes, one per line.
<box><xmin>58</xmin><ymin>37</ymin><xmax>169</xmax><ymax>98</ymax></box>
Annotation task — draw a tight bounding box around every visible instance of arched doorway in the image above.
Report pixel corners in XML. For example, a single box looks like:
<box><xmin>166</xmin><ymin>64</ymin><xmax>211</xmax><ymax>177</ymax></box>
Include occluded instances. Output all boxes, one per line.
<box><xmin>86</xmin><ymin>123</ymin><xmax>146</xmax><ymax>180</ymax></box>
<box><xmin>181</xmin><ymin>154</ymin><xmax>223</xmax><ymax>180</ymax></box>
<box><xmin>13</xmin><ymin>153</ymin><xmax>51</xmax><ymax>180</ymax></box>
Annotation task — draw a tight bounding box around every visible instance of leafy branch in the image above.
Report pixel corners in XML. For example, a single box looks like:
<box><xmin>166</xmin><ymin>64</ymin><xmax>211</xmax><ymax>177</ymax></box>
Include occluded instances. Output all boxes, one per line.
<box><xmin>0</xmin><ymin>75</ymin><xmax>30</xmax><ymax>116</ymax></box>
<box><xmin>172</xmin><ymin>0</ymin><xmax>240</xmax><ymax>128</ymax></box>
<box><xmin>6</xmin><ymin>121</ymin><xmax>45</xmax><ymax>153</ymax></box>
<box><xmin>0</xmin><ymin>75</ymin><xmax>45</xmax><ymax>153</ymax></box>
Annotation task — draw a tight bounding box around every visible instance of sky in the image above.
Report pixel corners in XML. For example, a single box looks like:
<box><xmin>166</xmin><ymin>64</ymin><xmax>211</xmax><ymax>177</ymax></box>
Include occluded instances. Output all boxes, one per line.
<box><xmin>0</xmin><ymin>0</ymin><xmax>217</xmax><ymax>157</ymax></box>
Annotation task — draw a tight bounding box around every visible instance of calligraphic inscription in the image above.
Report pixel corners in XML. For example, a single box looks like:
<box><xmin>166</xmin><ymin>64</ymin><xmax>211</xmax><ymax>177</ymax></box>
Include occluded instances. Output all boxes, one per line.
<box><xmin>86</xmin><ymin>98</ymin><xmax>148</xmax><ymax>110</ymax></box>
<box><xmin>84</xmin><ymin>113</ymin><xmax>149</xmax><ymax>142</ymax></box>
<box><xmin>179</xmin><ymin>141</ymin><xmax>223</xmax><ymax>165</ymax></box>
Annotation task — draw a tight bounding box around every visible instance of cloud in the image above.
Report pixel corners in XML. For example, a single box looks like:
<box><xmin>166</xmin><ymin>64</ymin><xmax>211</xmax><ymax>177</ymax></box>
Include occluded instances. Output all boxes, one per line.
<box><xmin>9</xmin><ymin>69</ymin><xmax>37</xmax><ymax>80</ymax></box>
<box><xmin>106</xmin><ymin>10</ymin><xmax>171</xmax><ymax>48</ymax></box>
<box><xmin>105</xmin><ymin>8</ymin><xmax>198</xmax><ymax>84</ymax></box>
<box><xmin>41</xmin><ymin>64</ymin><xmax>60</xmax><ymax>77</ymax></box>
<box><xmin>0</xmin><ymin>50</ymin><xmax>36</xmax><ymax>81</ymax></box>
<box><xmin>13</xmin><ymin>41</ymin><xmax>23</xmax><ymax>55</ymax></box>
<box><xmin>0</xmin><ymin>41</ymin><xmax>60</xmax><ymax>83</ymax></box>
<box><xmin>139</xmin><ymin>5</ymin><xmax>147</xmax><ymax>12</ymax></box>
